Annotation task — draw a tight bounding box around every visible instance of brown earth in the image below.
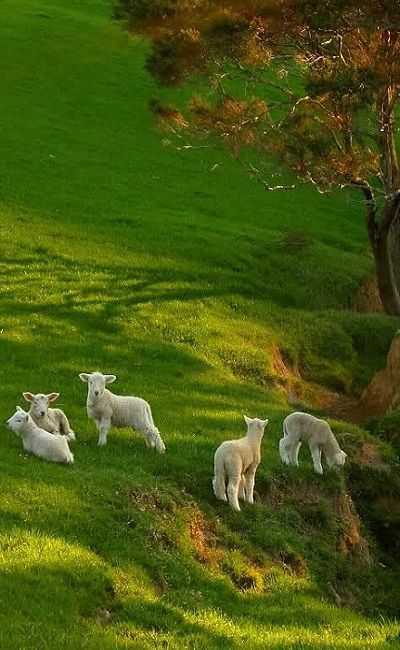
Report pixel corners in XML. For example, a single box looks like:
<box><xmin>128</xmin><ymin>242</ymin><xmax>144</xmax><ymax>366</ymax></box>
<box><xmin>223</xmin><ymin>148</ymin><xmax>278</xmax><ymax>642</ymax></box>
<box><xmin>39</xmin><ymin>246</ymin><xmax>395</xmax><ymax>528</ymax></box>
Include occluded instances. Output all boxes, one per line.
<box><xmin>357</xmin><ymin>335</ymin><xmax>400</xmax><ymax>419</ymax></box>
<box><xmin>188</xmin><ymin>506</ymin><xmax>217</xmax><ymax>564</ymax></box>
<box><xmin>271</xmin><ymin>345</ymin><xmax>358</xmax><ymax>422</ymax></box>
<box><xmin>351</xmin><ymin>276</ymin><xmax>383</xmax><ymax>314</ymax></box>
<box><xmin>356</xmin><ymin>443</ymin><xmax>390</xmax><ymax>472</ymax></box>
<box><xmin>272</xmin><ymin>335</ymin><xmax>400</xmax><ymax>423</ymax></box>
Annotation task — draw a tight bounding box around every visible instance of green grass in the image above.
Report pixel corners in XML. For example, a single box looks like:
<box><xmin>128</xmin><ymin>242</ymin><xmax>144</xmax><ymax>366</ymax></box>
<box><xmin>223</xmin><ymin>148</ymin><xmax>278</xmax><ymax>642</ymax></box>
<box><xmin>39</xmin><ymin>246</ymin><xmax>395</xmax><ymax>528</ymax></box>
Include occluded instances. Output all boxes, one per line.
<box><xmin>0</xmin><ymin>0</ymin><xmax>399</xmax><ymax>648</ymax></box>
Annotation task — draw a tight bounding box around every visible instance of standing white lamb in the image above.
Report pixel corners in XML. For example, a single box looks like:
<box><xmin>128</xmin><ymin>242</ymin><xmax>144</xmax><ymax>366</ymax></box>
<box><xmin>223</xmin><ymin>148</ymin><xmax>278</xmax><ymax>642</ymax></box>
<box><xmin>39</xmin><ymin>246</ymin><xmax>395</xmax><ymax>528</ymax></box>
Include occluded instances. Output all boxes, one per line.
<box><xmin>22</xmin><ymin>392</ymin><xmax>76</xmax><ymax>441</ymax></box>
<box><xmin>279</xmin><ymin>411</ymin><xmax>347</xmax><ymax>475</ymax></box>
<box><xmin>6</xmin><ymin>407</ymin><xmax>74</xmax><ymax>464</ymax></box>
<box><xmin>213</xmin><ymin>415</ymin><xmax>268</xmax><ymax>512</ymax></box>
<box><xmin>79</xmin><ymin>372</ymin><xmax>166</xmax><ymax>453</ymax></box>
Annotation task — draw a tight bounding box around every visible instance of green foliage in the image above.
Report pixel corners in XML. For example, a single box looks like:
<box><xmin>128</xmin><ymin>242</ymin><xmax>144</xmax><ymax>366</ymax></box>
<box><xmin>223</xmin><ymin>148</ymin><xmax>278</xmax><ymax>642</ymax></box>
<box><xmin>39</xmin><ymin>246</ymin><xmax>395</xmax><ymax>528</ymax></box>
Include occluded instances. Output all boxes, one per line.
<box><xmin>112</xmin><ymin>0</ymin><xmax>178</xmax><ymax>23</ymax></box>
<box><xmin>349</xmin><ymin>462</ymin><xmax>400</xmax><ymax>562</ymax></box>
<box><xmin>0</xmin><ymin>0</ymin><xmax>399</xmax><ymax>647</ymax></box>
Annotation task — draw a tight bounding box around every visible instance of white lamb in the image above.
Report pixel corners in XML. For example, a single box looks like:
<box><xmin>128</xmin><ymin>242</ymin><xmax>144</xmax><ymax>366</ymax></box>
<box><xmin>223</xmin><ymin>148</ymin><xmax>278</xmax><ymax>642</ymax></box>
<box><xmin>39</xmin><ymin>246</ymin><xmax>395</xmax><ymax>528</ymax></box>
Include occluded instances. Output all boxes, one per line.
<box><xmin>6</xmin><ymin>407</ymin><xmax>74</xmax><ymax>464</ymax></box>
<box><xmin>213</xmin><ymin>415</ymin><xmax>268</xmax><ymax>512</ymax></box>
<box><xmin>79</xmin><ymin>372</ymin><xmax>166</xmax><ymax>453</ymax></box>
<box><xmin>279</xmin><ymin>411</ymin><xmax>347</xmax><ymax>475</ymax></box>
<box><xmin>22</xmin><ymin>391</ymin><xmax>76</xmax><ymax>441</ymax></box>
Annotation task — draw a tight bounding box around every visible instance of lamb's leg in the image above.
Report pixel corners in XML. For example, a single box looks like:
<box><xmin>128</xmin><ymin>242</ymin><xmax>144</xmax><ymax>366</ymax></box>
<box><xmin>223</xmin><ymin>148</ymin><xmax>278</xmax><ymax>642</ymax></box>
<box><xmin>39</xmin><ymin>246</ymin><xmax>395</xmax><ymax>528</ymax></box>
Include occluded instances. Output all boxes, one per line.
<box><xmin>244</xmin><ymin>463</ymin><xmax>259</xmax><ymax>504</ymax></box>
<box><xmin>143</xmin><ymin>429</ymin><xmax>155</xmax><ymax>449</ymax></box>
<box><xmin>292</xmin><ymin>441</ymin><xmax>301</xmax><ymax>467</ymax></box>
<box><xmin>279</xmin><ymin>437</ymin><xmax>291</xmax><ymax>465</ymax></box>
<box><xmin>98</xmin><ymin>418</ymin><xmax>111</xmax><ymax>447</ymax></box>
<box><xmin>213</xmin><ymin>476</ymin><xmax>227</xmax><ymax>501</ymax></box>
<box><xmin>238</xmin><ymin>475</ymin><xmax>246</xmax><ymax>500</ymax></box>
<box><xmin>310</xmin><ymin>444</ymin><xmax>323</xmax><ymax>474</ymax></box>
<box><xmin>227</xmin><ymin>475</ymin><xmax>241</xmax><ymax>511</ymax></box>
<box><xmin>59</xmin><ymin>413</ymin><xmax>76</xmax><ymax>441</ymax></box>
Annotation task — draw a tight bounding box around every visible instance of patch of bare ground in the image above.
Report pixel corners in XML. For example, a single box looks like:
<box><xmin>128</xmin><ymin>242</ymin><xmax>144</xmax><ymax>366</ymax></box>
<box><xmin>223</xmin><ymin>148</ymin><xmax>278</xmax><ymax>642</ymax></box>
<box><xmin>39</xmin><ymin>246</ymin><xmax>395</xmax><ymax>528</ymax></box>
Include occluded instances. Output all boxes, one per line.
<box><xmin>187</xmin><ymin>505</ymin><xmax>265</xmax><ymax>590</ymax></box>
<box><xmin>187</xmin><ymin>506</ymin><xmax>218</xmax><ymax>564</ymax></box>
<box><xmin>357</xmin><ymin>335</ymin><xmax>400</xmax><ymax>420</ymax></box>
<box><xmin>271</xmin><ymin>345</ymin><xmax>302</xmax><ymax>401</ymax></box>
<box><xmin>318</xmin><ymin>390</ymin><xmax>359</xmax><ymax>423</ymax></box>
<box><xmin>356</xmin><ymin>443</ymin><xmax>390</xmax><ymax>472</ymax></box>
<box><xmin>271</xmin><ymin>345</ymin><xmax>358</xmax><ymax>422</ymax></box>
<box><xmin>335</xmin><ymin>493</ymin><xmax>371</xmax><ymax>565</ymax></box>
<box><xmin>351</xmin><ymin>276</ymin><xmax>383</xmax><ymax>314</ymax></box>
<box><xmin>129</xmin><ymin>488</ymin><xmax>166</xmax><ymax>512</ymax></box>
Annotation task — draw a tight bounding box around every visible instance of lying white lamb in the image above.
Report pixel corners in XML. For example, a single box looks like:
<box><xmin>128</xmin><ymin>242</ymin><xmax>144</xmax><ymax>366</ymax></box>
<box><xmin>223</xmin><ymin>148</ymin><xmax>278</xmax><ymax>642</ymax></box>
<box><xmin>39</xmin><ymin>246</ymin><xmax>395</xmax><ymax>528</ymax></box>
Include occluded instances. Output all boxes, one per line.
<box><xmin>279</xmin><ymin>411</ymin><xmax>347</xmax><ymax>474</ymax></box>
<box><xmin>23</xmin><ymin>391</ymin><xmax>76</xmax><ymax>441</ymax></box>
<box><xmin>6</xmin><ymin>407</ymin><xmax>74</xmax><ymax>464</ymax></box>
<box><xmin>213</xmin><ymin>415</ymin><xmax>268</xmax><ymax>511</ymax></box>
<box><xmin>79</xmin><ymin>372</ymin><xmax>166</xmax><ymax>453</ymax></box>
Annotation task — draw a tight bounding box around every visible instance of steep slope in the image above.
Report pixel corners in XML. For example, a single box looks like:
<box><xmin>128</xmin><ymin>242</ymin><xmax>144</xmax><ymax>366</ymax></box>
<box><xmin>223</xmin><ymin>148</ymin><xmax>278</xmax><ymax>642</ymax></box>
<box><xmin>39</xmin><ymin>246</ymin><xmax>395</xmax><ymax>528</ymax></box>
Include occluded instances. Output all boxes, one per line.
<box><xmin>0</xmin><ymin>1</ymin><xmax>399</xmax><ymax>648</ymax></box>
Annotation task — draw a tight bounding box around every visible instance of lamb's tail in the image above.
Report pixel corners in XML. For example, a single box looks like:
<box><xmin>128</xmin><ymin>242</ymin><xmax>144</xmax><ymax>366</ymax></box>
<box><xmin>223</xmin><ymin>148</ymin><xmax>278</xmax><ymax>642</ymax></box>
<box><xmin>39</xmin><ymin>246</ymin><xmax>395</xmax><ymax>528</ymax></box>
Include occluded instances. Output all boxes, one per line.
<box><xmin>153</xmin><ymin>427</ymin><xmax>166</xmax><ymax>454</ymax></box>
<box><xmin>144</xmin><ymin>403</ymin><xmax>156</xmax><ymax>429</ymax></box>
<box><xmin>282</xmin><ymin>417</ymin><xmax>289</xmax><ymax>438</ymax></box>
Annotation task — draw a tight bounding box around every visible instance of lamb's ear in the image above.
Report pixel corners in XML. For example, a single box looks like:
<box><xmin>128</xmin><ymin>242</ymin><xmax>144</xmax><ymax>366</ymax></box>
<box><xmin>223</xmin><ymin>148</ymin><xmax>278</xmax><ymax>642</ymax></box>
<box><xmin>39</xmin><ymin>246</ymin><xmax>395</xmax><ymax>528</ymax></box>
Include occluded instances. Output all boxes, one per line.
<box><xmin>104</xmin><ymin>375</ymin><xmax>116</xmax><ymax>384</ymax></box>
<box><xmin>23</xmin><ymin>392</ymin><xmax>35</xmax><ymax>403</ymax></box>
<box><xmin>244</xmin><ymin>414</ymin><xmax>252</xmax><ymax>427</ymax></box>
<box><xmin>47</xmin><ymin>393</ymin><xmax>59</xmax><ymax>403</ymax></box>
<box><xmin>261</xmin><ymin>418</ymin><xmax>269</xmax><ymax>428</ymax></box>
<box><xmin>16</xmin><ymin>405</ymin><xmax>24</xmax><ymax>412</ymax></box>
<box><xmin>79</xmin><ymin>373</ymin><xmax>90</xmax><ymax>382</ymax></box>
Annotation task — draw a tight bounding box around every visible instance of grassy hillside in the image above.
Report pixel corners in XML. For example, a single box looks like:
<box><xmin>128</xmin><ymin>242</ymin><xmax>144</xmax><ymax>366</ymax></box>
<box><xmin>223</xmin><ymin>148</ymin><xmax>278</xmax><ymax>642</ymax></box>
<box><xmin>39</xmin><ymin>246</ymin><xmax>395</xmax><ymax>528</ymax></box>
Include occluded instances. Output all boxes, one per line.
<box><xmin>0</xmin><ymin>1</ymin><xmax>399</xmax><ymax>648</ymax></box>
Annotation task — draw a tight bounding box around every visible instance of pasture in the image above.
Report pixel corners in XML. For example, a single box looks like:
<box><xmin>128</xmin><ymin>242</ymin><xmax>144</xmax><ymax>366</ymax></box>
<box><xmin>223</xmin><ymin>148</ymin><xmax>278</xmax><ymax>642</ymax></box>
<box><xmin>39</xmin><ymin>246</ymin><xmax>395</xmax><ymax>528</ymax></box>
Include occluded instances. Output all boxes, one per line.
<box><xmin>0</xmin><ymin>1</ymin><xmax>399</xmax><ymax>647</ymax></box>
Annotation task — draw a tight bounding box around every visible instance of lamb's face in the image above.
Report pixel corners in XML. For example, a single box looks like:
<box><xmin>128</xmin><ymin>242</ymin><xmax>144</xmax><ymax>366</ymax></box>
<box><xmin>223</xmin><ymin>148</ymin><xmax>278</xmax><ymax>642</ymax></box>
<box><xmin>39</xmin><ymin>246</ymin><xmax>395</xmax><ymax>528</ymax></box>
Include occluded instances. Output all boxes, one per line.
<box><xmin>79</xmin><ymin>372</ymin><xmax>116</xmax><ymax>399</ymax></box>
<box><xmin>6</xmin><ymin>407</ymin><xmax>29</xmax><ymax>433</ymax></box>
<box><xmin>23</xmin><ymin>392</ymin><xmax>59</xmax><ymax>418</ymax></box>
<box><xmin>329</xmin><ymin>450</ymin><xmax>347</xmax><ymax>471</ymax></box>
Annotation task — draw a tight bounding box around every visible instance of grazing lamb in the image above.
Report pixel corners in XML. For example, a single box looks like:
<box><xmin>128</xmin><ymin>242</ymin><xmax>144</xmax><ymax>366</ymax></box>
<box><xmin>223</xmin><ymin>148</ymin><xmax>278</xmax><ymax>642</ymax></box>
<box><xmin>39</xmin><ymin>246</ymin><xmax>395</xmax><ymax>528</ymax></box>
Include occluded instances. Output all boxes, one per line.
<box><xmin>213</xmin><ymin>415</ymin><xmax>268</xmax><ymax>512</ymax></box>
<box><xmin>23</xmin><ymin>392</ymin><xmax>76</xmax><ymax>441</ymax></box>
<box><xmin>6</xmin><ymin>407</ymin><xmax>74</xmax><ymax>464</ymax></box>
<box><xmin>279</xmin><ymin>411</ymin><xmax>347</xmax><ymax>475</ymax></box>
<box><xmin>79</xmin><ymin>372</ymin><xmax>166</xmax><ymax>453</ymax></box>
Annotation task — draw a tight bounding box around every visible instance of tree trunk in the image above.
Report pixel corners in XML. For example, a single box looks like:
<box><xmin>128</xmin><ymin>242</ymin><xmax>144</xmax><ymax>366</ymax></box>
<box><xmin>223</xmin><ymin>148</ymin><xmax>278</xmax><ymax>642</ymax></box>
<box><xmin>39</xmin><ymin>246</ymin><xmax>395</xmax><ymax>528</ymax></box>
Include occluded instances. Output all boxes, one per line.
<box><xmin>372</xmin><ymin>198</ymin><xmax>400</xmax><ymax>316</ymax></box>
<box><xmin>390</xmin><ymin>217</ymin><xmax>400</xmax><ymax>292</ymax></box>
<box><xmin>373</xmin><ymin>228</ymin><xmax>400</xmax><ymax>315</ymax></box>
<box><xmin>358</xmin><ymin>183</ymin><xmax>400</xmax><ymax>315</ymax></box>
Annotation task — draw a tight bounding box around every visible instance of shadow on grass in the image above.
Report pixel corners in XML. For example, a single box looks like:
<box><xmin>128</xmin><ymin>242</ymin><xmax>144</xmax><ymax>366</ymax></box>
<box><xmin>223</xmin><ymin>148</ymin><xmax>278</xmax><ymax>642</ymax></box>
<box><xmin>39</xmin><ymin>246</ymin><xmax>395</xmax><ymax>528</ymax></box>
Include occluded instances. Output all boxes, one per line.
<box><xmin>0</xmin><ymin>521</ymin><xmax>383</xmax><ymax>649</ymax></box>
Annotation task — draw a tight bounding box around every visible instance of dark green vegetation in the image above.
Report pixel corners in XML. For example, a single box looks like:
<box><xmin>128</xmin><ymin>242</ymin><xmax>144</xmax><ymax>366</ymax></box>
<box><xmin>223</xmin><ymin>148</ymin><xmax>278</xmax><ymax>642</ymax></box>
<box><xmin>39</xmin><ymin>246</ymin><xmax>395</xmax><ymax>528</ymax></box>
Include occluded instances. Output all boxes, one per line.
<box><xmin>0</xmin><ymin>1</ymin><xmax>399</xmax><ymax>647</ymax></box>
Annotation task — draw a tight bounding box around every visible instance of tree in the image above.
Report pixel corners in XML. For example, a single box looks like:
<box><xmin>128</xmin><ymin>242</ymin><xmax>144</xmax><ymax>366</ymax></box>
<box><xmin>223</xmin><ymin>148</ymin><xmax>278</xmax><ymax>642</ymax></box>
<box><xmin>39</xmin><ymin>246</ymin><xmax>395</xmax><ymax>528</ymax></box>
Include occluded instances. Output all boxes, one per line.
<box><xmin>115</xmin><ymin>0</ymin><xmax>400</xmax><ymax>315</ymax></box>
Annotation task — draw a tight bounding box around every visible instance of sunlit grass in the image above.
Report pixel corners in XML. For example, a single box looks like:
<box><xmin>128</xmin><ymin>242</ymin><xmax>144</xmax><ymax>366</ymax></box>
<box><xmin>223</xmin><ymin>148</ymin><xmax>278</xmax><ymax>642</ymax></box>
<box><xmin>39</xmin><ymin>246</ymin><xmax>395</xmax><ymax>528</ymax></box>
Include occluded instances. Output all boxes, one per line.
<box><xmin>0</xmin><ymin>0</ymin><xmax>399</xmax><ymax>648</ymax></box>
